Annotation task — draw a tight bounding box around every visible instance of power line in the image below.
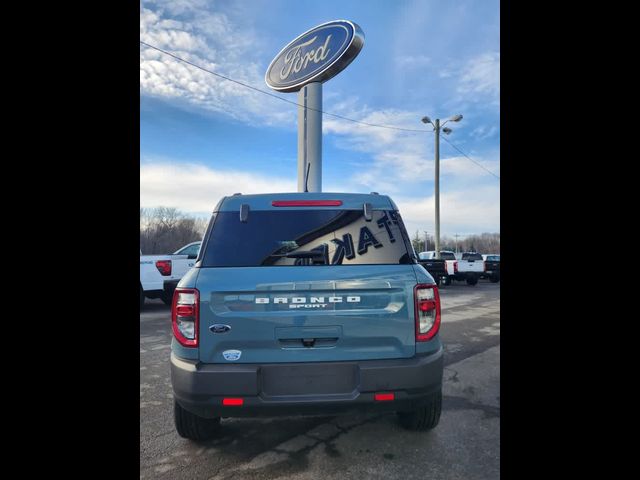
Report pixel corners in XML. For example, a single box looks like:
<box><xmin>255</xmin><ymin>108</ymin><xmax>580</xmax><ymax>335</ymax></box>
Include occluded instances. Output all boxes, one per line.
<box><xmin>441</xmin><ymin>136</ymin><xmax>500</xmax><ymax>179</ymax></box>
<box><xmin>140</xmin><ymin>41</ymin><xmax>425</xmax><ymax>133</ymax></box>
<box><xmin>140</xmin><ymin>40</ymin><xmax>499</xmax><ymax>179</ymax></box>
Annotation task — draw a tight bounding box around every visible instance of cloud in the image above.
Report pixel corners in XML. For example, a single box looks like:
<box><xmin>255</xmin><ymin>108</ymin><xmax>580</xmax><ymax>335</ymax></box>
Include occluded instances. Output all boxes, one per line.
<box><xmin>456</xmin><ymin>51</ymin><xmax>500</xmax><ymax>105</ymax></box>
<box><xmin>394</xmin><ymin>185</ymin><xmax>500</xmax><ymax>235</ymax></box>
<box><xmin>321</xmin><ymin>101</ymin><xmax>499</xmax><ymax>193</ymax></box>
<box><xmin>471</xmin><ymin>124</ymin><xmax>499</xmax><ymax>140</ymax></box>
<box><xmin>140</xmin><ymin>2</ymin><xmax>294</xmax><ymax>126</ymax></box>
<box><xmin>140</xmin><ymin>161</ymin><xmax>498</xmax><ymax>233</ymax></box>
<box><xmin>140</xmin><ymin>162</ymin><xmax>296</xmax><ymax>213</ymax></box>
<box><xmin>395</xmin><ymin>54</ymin><xmax>431</xmax><ymax>69</ymax></box>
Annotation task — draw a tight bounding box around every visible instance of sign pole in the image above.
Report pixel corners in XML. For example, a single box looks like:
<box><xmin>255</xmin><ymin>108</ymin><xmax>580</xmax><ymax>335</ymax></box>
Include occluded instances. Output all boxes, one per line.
<box><xmin>265</xmin><ymin>20</ymin><xmax>364</xmax><ymax>193</ymax></box>
<box><xmin>297</xmin><ymin>82</ymin><xmax>322</xmax><ymax>192</ymax></box>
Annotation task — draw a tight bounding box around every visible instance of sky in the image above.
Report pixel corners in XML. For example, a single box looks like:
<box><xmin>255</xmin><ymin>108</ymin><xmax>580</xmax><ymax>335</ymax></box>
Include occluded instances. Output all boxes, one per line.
<box><xmin>140</xmin><ymin>0</ymin><xmax>500</xmax><ymax>238</ymax></box>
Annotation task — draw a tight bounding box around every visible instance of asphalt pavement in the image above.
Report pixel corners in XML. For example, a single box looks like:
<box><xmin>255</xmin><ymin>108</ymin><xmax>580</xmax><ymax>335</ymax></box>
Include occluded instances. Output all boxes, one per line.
<box><xmin>140</xmin><ymin>281</ymin><xmax>500</xmax><ymax>480</ymax></box>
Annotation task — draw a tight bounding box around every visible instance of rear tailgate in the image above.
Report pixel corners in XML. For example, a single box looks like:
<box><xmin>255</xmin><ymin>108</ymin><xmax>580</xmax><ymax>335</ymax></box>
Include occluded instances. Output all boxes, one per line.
<box><xmin>197</xmin><ymin>265</ymin><xmax>419</xmax><ymax>363</ymax></box>
<box><xmin>484</xmin><ymin>260</ymin><xmax>500</xmax><ymax>272</ymax></box>
<box><xmin>419</xmin><ymin>259</ymin><xmax>446</xmax><ymax>277</ymax></box>
<box><xmin>458</xmin><ymin>260</ymin><xmax>484</xmax><ymax>273</ymax></box>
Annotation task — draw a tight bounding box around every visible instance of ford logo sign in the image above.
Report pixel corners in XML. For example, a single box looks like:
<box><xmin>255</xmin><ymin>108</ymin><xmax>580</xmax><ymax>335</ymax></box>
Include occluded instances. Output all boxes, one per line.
<box><xmin>265</xmin><ymin>20</ymin><xmax>364</xmax><ymax>93</ymax></box>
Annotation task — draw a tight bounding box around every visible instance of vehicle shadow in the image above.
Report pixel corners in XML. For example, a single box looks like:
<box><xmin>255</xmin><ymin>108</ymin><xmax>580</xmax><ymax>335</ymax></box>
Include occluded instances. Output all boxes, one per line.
<box><xmin>141</xmin><ymin>299</ymin><xmax>171</xmax><ymax>313</ymax></box>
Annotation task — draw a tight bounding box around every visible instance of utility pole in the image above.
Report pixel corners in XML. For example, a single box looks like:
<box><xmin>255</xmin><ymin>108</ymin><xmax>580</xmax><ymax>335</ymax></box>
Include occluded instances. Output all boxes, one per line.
<box><xmin>454</xmin><ymin>233</ymin><xmax>460</xmax><ymax>254</ymax></box>
<box><xmin>423</xmin><ymin>231</ymin><xmax>429</xmax><ymax>252</ymax></box>
<box><xmin>421</xmin><ymin>114</ymin><xmax>463</xmax><ymax>260</ymax></box>
<box><xmin>434</xmin><ymin>119</ymin><xmax>440</xmax><ymax>258</ymax></box>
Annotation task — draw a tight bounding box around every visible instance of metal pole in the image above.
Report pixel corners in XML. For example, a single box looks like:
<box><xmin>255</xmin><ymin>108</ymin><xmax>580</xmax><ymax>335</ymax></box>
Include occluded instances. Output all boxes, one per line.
<box><xmin>424</xmin><ymin>231</ymin><xmax>428</xmax><ymax>252</ymax></box>
<box><xmin>434</xmin><ymin>119</ymin><xmax>440</xmax><ymax>259</ymax></box>
<box><xmin>297</xmin><ymin>82</ymin><xmax>322</xmax><ymax>192</ymax></box>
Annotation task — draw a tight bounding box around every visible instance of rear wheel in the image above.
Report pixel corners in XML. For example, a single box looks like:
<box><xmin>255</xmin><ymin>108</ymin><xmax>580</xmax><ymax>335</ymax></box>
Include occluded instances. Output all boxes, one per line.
<box><xmin>174</xmin><ymin>401</ymin><xmax>220</xmax><ymax>441</ymax></box>
<box><xmin>397</xmin><ymin>389</ymin><xmax>442</xmax><ymax>431</ymax></box>
<box><xmin>161</xmin><ymin>291</ymin><xmax>173</xmax><ymax>306</ymax></box>
<box><xmin>440</xmin><ymin>276</ymin><xmax>451</xmax><ymax>286</ymax></box>
<box><xmin>466</xmin><ymin>276</ymin><xmax>478</xmax><ymax>286</ymax></box>
<box><xmin>490</xmin><ymin>274</ymin><xmax>500</xmax><ymax>283</ymax></box>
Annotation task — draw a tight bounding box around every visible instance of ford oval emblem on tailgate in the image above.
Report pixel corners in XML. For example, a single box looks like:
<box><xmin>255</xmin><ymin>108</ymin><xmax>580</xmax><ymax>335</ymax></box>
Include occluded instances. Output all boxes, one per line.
<box><xmin>210</xmin><ymin>324</ymin><xmax>231</xmax><ymax>334</ymax></box>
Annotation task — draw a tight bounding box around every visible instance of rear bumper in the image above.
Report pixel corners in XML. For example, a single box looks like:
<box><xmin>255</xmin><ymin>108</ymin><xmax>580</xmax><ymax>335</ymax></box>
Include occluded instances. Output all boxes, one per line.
<box><xmin>452</xmin><ymin>272</ymin><xmax>481</xmax><ymax>279</ymax></box>
<box><xmin>171</xmin><ymin>348</ymin><xmax>443</xmax><ymax>418</ymax></box>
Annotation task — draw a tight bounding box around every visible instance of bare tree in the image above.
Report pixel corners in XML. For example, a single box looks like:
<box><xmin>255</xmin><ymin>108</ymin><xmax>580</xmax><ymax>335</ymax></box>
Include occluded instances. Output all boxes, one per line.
<box><xmin>140</xmin><ymin>207</ymin><xmax>209</xmax><ymax>254</ymax></box>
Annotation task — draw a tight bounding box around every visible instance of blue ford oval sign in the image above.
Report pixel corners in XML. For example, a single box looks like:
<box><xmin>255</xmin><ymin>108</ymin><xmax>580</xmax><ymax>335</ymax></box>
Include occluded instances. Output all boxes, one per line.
<box><xmin>265</xmin><ymin>20</ymin><xmax>365</xmax><ymax>93</ymax></box>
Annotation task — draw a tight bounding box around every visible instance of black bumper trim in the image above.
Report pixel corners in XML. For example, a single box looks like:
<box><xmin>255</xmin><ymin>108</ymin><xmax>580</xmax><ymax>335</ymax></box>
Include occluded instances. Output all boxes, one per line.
<box><xmin>171</xmin><ymin>349</ymin><xmax>443</xmax><ymax>418</ymax></box>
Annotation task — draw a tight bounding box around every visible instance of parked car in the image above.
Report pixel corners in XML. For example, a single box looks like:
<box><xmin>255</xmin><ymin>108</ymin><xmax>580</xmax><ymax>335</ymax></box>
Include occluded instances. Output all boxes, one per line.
<box><xmin>140</xmin><ymin>241</ymin><xmax>201</xmax><ymax>309</ymax></box>
<box><xmin>481</xmin><ymin>254</ymin><xmax>500</xmax><ymax>283</ymax></box>
<box><xmin>451</xmin><ymin>252</ymin><xmax>484</xmax><ymax>285</ymax></box>
<box><xmin>170</xmin><ymin>193</ymin><xmax>444</xmax><ymax>440</ymax></box>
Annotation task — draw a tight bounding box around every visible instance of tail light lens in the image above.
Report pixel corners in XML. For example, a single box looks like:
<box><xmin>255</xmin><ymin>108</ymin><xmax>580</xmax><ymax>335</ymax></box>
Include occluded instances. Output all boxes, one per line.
<box><xmin>156</xmin><ymin>260</ymin><xmax>172</xmax><ymax>276</ymax></box>
<box><xmin>172</xmin><ymin>288</ymin><xmax>199</xmax><ymax>347</ymax></box>
<box><xmin>453</xmin><ymin>261</ymin><xmax>458</xmax><ymax>274</ymax></box>
<box><xmin>414</xmin><ymin>284</ymin><xmax>441</xmax><ymax>341</ymax></box>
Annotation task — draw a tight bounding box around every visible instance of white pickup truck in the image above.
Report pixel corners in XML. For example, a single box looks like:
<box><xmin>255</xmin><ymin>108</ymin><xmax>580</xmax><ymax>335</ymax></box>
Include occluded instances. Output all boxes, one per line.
<box><xmin>451</xmin><ymin>252</ymin><xmax>485</xmax><ymax>285</ymax></box>
<box><xmin>418</xmin><ymin>250</ymin><xmax>456</xmax><ymax>286</ymax></box>
<box><xmin>140</xmin><ymin>241</ymin><xmax>201</xmax><ymax>309</ymax></box>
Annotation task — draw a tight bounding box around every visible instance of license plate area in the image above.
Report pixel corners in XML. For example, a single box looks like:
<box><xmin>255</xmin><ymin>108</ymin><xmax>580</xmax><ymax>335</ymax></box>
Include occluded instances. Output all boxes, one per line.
<box><xmin>260</xmin><ymin>363</ymin><xmax>358</xmax><ymax>397</ymax></box>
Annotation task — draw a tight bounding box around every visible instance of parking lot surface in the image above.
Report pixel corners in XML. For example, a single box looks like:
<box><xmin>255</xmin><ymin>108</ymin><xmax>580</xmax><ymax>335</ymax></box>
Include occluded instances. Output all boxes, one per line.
<box><xmin>141</xmin><ymin>281</ymin><xmax>500</xmax><ymax>479</ymax></box>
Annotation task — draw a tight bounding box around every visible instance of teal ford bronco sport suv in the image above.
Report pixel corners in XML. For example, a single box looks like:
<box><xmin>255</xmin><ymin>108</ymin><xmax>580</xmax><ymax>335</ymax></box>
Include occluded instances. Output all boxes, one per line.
<box><xmin>170</xmin><ymin>192</ymin><xmax>443</xmax><ymax>440</ymax></box>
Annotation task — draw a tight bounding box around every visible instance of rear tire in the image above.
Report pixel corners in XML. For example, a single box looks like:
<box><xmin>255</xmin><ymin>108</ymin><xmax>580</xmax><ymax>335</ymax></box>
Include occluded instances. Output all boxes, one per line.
<box><xmin>397</xmin><ymin>389</ymin><xmax>442</xmax><ymax>431</ymax></box>
<box><xmin>174</xmin><ymin>401</ymin><xmax>220</xmax><ymax>441</ymax></box>
<box><xmin>490</xmin><ymin>274</ymin><xmax>500</xmax><ymax>283</ymax></box>
<box><xmin>441</xmin><ymin>276</ymin><xmax>451</xmax><ymax>286</ymax></box>
<box><xmin>161</xmin><ymin>291</ymin><xmax>173</xmax><ymax>306</ymax></box>
<box><xmin>466</xmin><ymin>276</ymin><xmax>478</xmax><ymax>286</ymax></box>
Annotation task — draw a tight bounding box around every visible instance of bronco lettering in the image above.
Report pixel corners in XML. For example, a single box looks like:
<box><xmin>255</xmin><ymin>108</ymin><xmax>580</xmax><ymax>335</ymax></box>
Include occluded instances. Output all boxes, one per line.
<box><xmin>255</xmin><ymin>296</ymin><xmax>361</xmax><ymax>304</ymax></box>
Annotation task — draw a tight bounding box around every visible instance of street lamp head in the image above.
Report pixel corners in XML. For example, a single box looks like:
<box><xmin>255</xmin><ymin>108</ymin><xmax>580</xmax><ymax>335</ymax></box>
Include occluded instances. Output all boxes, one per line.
<box><xmin>421</xmin><ymin>116</ymin><xmax>432</xmax><ymax>125</ymax></box>
<box><xmin>442</xmin><ymin>127</ymin><xmax>452</xmax><ymax>135</ymax></box>
<box><xmin>450</xmin><ymin>114</ymin><xmax>463</xmax><ymax>122</ymax></box>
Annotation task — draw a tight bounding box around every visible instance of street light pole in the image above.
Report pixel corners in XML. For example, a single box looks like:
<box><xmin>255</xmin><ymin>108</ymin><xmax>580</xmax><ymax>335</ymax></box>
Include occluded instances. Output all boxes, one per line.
<box><xmin>421</xmin><ymin>114</ymin><xmax>463</xmax><ymax>261</ymax></box>
<box><xmin>434</xmin><ymin>119</ymin><xmax>440</xmax><ymax>259</ymax></box>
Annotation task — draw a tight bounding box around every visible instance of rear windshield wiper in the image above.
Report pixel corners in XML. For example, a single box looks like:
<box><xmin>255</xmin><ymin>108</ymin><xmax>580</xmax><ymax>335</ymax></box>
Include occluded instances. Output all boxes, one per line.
<box><xmin>282</xmin><ymin>250</ymin><xmax>326</xmax><ymax>259</ymax></box>
<box><xmin>264</xmin><ymin>248</ymin><xmax>329</xmax><ymax>265</ymax></box>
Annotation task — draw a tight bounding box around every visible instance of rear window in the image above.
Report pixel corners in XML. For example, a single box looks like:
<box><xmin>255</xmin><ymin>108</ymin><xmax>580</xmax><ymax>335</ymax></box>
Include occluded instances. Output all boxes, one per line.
<box><xmin>462</xmin><ymin>253</ymin><xmax>483</xmax><ymax>261</ymax></box>
<box><xmin>201</xmin><ymin>209</ymin><xmax>416</xmax><ymax>267</ymax></box>
<box><xmin>439</xmin><ymin>252</ymin><xmax>456</xmax><ymax>260</ymax></box>
<box><xmin>486</xmin><ymin>255</ymin><xmax>500</xmax><ymax>261</ymax></box>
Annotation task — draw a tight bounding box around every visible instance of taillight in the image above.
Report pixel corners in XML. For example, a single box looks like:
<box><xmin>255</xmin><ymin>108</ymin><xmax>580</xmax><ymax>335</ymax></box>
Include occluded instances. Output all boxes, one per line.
<box><xmin>483</xmin><ymin>261</ymin><xmax>487</xmax><ymax>272</ymax></box>
<box><xmin>172</xmin><ymin>288</ymin><xmax>199</xmax><ymax>347</ymax></box>
<box><xmin>453</xmin><ymin>261</ymin><xmax>458</xmax><ymax>274</ymax></box>
<box><xmin>414</xmin><ymin>284</ymin><xmax>441</xmax><ymax>342</ymax></box>
<box><xmin>374</xmin><ymin>393</ymin><xmax>395</xmax><ymax>402</ymax></box>
<box><xmin>156</xmin><ymin>260</ymin><xmax>172</xmax><ymax>276</ymax></box>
